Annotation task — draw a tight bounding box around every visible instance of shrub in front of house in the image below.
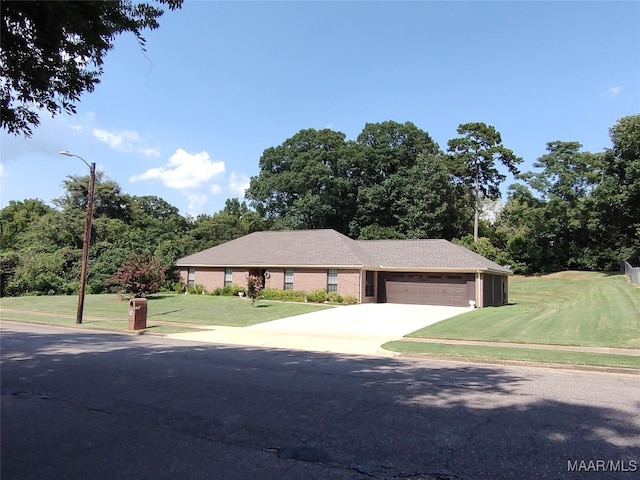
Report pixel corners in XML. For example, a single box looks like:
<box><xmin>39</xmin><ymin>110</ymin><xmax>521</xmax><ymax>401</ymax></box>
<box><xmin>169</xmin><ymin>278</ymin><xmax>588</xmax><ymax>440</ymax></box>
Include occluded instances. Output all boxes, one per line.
<box><xmin>246</xmin><ymin>275</ymin><xmax>264</xmax><ymax>306</ymax></box>
<box><xmin>203</xmin><ymin>286</ymin><xmax>357</xmax><ymax>304</ymax></box>
<box><xmin>210</xmin><ymin>284</ymin><xmax>245</xmax><ymax>296</ymax></box>
<box><xmin>306</xmin><ymin>289</ymin><xmax>329</xmax><ymax>303</ymax></box>
<box><xmin>343</xmin><ymin>295</ymin><xmax>358</xmax><ymax>305</ymax></box>
<box><xmin>326</xmin><ymin>293</ymin><xmax>344</xmax><ymax>304</ymax></box>
<box><xmin>187</xmin><ymin>283</ymin><xmax>206</xmax><ymax>295</ymax></box>
<box><xmin>261</xmin><ymin>288</ymin><xmax>307</xmax><ymax>302</ymax></box>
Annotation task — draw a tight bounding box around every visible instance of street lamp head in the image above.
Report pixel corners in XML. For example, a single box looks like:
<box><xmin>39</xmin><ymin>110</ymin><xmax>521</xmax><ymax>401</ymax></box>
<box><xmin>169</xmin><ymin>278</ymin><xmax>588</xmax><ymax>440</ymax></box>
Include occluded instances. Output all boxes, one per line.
<box><xmin>59</xmin><ymin>150</ymin><xmax>91</xmax><ymax>169</ymax></box>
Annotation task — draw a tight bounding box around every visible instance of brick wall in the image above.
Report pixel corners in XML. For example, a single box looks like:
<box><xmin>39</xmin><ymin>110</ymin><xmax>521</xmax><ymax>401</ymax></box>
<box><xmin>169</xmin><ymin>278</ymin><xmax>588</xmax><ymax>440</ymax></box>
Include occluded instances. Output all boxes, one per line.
<box><xmin>360</xmin><ymin>270</ymin><xmax>377</xmax><ymax>304</ymax></box>
<box><xmin>337</xmin><ymin>269</ymin><xmax>361</xmax><ymax>300</ymax></box>
<box><xmin>231</xmin><ymin>268</ymin><xmax>249</xmax><ymax>287</ymax></box>
<box><xmin>184</xmin><ymin>266</ymin><xmax>368</xmax><ymax>301</ymax></box>
<box><xmin>264</xmin><ymin>269</ymin><xmax>285</xmax><ymax>290</ymax></box>
<box><xmin>194</xmin><ymin>267</ymin><xmax>225</xmax><ymax>291</ymax></box>
<box><xmin>287</xmin><ymin>268</ymin><xmax>327</xmax><ymax>293</ymax></box>
<box><xmin>263</xmin><ymin>267</ymin><xmax>363</xmax><ymax>300</ymax></box>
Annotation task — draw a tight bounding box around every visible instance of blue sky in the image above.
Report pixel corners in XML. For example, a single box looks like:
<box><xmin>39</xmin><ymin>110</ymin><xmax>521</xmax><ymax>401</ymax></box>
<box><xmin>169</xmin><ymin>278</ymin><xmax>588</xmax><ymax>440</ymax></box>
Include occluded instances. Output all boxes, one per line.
<box><xmin>1</xmin><ymin>0</ymin><xmax>638</xmax><ymax>217</ymax></box>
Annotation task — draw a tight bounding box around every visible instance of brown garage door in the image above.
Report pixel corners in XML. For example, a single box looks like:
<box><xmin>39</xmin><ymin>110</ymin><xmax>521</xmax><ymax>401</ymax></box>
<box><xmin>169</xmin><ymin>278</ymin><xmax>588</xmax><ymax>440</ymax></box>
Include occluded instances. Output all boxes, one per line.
<box><xmin>381</xmin><ymin>273</ymin><xmax>469</xmax><ymax>307</ymax></box>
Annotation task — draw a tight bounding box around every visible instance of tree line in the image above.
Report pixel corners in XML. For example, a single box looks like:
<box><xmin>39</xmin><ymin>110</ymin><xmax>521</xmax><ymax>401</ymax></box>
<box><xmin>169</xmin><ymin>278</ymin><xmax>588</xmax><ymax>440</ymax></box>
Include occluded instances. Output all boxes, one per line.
<box><xmin>1</xmin><ymin>115</ymin><xmax>638</xmax><ymax>296</ymax></box>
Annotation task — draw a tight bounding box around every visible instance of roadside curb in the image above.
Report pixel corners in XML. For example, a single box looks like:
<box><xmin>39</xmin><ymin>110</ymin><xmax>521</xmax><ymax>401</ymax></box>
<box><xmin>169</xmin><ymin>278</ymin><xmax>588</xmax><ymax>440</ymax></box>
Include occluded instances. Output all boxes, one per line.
<box><xmin>392</xmin><ymin>351</ymin><xmax>640</xmax><ymax>375</ymax></box>
<box><xmin>394</xmin><ymin>337</ymin><xmax>640</xmax><ymax>356</ymax></box>
<box><xmin>1</xmin><ymin>318</ymin><xmax>149</xmax><ymax>336</ymax></box>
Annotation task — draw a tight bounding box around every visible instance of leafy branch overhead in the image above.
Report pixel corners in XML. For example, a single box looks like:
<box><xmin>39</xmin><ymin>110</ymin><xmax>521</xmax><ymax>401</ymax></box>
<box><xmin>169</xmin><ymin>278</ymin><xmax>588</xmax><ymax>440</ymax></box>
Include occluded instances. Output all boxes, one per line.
<box><xmin>0</xmin><ymin>0</ymin><xmax>182</xmax><ymax>137</ymax></box>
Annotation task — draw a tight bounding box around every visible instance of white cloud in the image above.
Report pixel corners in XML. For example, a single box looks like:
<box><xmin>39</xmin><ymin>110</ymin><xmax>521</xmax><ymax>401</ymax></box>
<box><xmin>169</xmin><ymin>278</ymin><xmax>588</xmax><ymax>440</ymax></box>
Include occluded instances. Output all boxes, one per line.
<box><xmin>0</xmin><ymin>162</ymin><xmax>6</xmax><ymax>180</ymax></box>
<box><xmin>139</xmin><ymin>147</ymin><xmax>161</xmax><ymax>158</ymax></box>
<box><xmin>602</xmin><ymin>86</ymin><xmax>622</xmax><ymax>99</ymax></box>
<box><xmin>228</xmin><ymin>172</ymin><xmax>250</xmax><ymax>197</ymax></box>
<box><xmin>93</xmin><ymin>128</ymin><xmax>159</xmax><ymax>157</ymax></box>
<box><xmin>210</xmin><ymin>184</ymin><xmax>222</xmax><ymax>195</ymax></box>
<box><xmin>187</xmin><ymin>194</ymin><xmax>207</xmax><ymax>215</ymax></box>
<box><xmin>130</xmin><ymin>148</ymin><xmax>225</xmax><ymax>190</ymax></box>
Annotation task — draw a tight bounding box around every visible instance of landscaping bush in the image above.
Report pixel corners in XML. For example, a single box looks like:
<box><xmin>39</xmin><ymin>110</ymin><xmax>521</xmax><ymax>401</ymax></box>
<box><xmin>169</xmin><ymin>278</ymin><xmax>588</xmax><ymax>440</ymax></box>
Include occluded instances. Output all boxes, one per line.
<box><xmin>210</xmin><ymin>284</ymin><xmax>246</xmax><ymax>296</ymax></box>
<box><xmin>187</xmin><ymin>283</ymin><xmax>206</xmax><ymax>295</ymax></box>
<box><xmin>224</xmin><ymin>284</ymin><xmax>245</xmax><ymax>296</ymax></box>
<box><xmin>306</xmin><ymin>289</ymin><xmax>328</xmax><ymax>303</ymax></box>
<box><xmin>343</xmin><ymin>295</ymin><xmax>358</xmax><ymax>305</ymax></box>
<box><xmin>246</xmin><ymin>275</ymin><xmax>264</xmax><ymax>306</ymax></box>
<box><xmin>107</xmin><ymin>253</ymin><xmax>166</xmax><ymax>298</ymax></box>
<box><xmin>260</xmin><ymin>288</ymin><xmax>307</xmax><ymax>302</ymax></box>
<box><xmin>326</xmin><ymin>293</ymin><xmax>344</xmax><ymax>304</ymax></box>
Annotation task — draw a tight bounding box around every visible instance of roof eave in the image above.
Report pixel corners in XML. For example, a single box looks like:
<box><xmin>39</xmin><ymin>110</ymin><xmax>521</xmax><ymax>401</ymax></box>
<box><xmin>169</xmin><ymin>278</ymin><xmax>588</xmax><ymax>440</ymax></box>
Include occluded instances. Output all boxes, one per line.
<box><xmin>377</xmin><ymin>266</ymin><xmax>512</xmax><ymax>275</ymax></box>
<box><xmin>175</xmin><ymin>263</ymin><xmax>366</xmax><ymax>269</ymax></box>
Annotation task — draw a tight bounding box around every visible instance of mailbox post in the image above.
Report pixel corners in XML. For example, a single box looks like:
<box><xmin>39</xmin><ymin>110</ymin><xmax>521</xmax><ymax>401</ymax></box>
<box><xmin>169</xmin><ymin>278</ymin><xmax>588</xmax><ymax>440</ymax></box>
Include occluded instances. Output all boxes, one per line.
<box><xmin>128</xmin><ymin>298</ymin><xmax>148</xmax><ymax>330</ymax></box>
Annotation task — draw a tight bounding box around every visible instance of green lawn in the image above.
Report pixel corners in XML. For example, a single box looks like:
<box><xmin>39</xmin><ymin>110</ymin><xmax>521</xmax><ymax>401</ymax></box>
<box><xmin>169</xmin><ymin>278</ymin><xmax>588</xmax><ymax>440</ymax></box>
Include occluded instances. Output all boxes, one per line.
<box><xmin>383</xmin><ymin>341</ymin><xmax>640</xmax><ymax>369</ymax></box>
<box><xmin>0</xmin><ymin>293</ymin><xmax>331</xmax><ymax>331</ymax></box>
<box><xmin>405</xmin><ymin>272</ymin><xmax>640</xmax><ymax>348</ymax></box>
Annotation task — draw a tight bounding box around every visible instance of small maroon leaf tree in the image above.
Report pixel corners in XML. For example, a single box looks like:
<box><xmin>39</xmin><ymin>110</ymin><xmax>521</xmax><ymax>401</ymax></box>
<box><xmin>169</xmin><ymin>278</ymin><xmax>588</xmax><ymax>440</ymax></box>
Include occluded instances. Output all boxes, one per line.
<box><xmin>108</xmin><ymin>253</ymin><xmax>166</xmax><ymax>298</ymax></box>
<box><xmin>246</xmin><ymin>274</ymin><xmax>263</xmax><ymax>306</ymax></box>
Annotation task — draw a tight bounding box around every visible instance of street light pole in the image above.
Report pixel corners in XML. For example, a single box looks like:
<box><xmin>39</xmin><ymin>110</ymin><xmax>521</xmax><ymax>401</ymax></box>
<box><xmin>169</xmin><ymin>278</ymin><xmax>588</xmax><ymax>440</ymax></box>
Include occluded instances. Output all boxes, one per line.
<box><xmin>60</xmin><ymin>151</ymin><xmax>96</xmax><ymax>324</ymax></box>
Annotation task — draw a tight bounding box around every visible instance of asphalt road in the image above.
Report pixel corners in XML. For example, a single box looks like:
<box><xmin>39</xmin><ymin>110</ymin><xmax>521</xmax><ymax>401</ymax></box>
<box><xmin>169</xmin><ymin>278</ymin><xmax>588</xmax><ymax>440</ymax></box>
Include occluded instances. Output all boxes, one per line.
<box><xmin>1</xmin><ymin>322</ymin><xmax>639</xmax><ymax>480</ymax></box>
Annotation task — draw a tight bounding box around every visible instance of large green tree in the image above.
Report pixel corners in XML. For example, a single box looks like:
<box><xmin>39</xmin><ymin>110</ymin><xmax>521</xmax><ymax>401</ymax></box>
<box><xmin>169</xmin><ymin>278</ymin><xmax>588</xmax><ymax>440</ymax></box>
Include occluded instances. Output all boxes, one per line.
<box><xmin>520</xmin><ymin>141</ymin><xmax>603</xmax><ymax>270</ymax></box>
<box><xmin>54</xmin><ymin>171</ymin><xmax>132</xmax><ymax>220</ymax></box>
<box><xmin>246</xmin><ymin>128</ymin><xmax>353</xmax><ymax>233</ymax></box>
<box><xmin>1</xmin><ymin>0</ymin><xmax>182</xmax><ymax>136</ymax></box>
<box><xmin>349</xmin><ymin>121</ymin><xmax>447</xmax><ymax>238</ymax></box>
<box><xmin>522</xmin><ymin>141</ymin><xmax>602</xmax><ymax>202</ymax></box>
<box><xmin>592</xmin><ymin>114</ymin><xmax>640</xmax><ymax>266</ymax></box>
<box><xmin>447</xmin><ymin>122</ymin><xmax>522</xmax><ymax>242</ymax></box>
<box><xmin>246</xmin><ymin>121</ymin><xmax>461</xmax><ymax>239</ymax></box>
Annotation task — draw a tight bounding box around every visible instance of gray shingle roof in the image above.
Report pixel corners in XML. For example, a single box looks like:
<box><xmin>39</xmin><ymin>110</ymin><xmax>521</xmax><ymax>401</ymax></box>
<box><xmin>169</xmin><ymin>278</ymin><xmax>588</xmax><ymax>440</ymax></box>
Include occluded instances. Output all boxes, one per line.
<box><xmin>175</xmin><ymin>229</ymin><xmax>512</xmax><ymax>274</ymax></box>
<box><xmin>358</xmin><ymin>239</ymin><xmax>512</xmax><ymax>274</ymax></box>
<box><xmin>175</xmin><ymin>229</ymin><xmax>379</xmax><ymax>268</ymax></box>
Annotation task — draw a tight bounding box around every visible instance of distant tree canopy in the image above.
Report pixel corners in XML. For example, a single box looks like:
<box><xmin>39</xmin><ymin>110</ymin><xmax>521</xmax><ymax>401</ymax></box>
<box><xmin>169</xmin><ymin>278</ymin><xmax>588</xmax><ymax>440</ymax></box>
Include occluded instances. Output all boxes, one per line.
<box><xmin>1</xmin><ymin>0</ymin><xmax>182</xmax><ymax>136</ymax></box>
<box><xmin>1</xmin><ymin>115</ymin><xmax>638</xmax><ymax>296</ymax></box>
<box><xmin>489</xmin><ymin>114</ymin><xmax>640</xmax><ymax>272</ymax></box>
<box><xmin>247</xmin><ymin>121</ymin><xmax>468</xmax><ymax>239</ymax></box>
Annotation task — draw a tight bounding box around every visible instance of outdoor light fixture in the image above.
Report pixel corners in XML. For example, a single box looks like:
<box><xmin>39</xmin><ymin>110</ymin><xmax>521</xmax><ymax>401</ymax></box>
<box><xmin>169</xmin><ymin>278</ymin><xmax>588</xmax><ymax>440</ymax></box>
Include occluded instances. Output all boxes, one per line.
<box><xmin>60</xmin><ymin>151</ymin><xmax>96</xmax><ymax>324</ymax></box>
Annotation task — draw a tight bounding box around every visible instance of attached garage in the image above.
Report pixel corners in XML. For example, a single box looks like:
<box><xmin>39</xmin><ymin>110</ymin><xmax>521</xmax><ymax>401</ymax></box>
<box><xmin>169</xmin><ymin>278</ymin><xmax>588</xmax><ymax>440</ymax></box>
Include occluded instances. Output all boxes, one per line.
<box><xmin>378</xmin><ymin>272</ymin><xmax>474</xmax><ymax>307</ymax></box>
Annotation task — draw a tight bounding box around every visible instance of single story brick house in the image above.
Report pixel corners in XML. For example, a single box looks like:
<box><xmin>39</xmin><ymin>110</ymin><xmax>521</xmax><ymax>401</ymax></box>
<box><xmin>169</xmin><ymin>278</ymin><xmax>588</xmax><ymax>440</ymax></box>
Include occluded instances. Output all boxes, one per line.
<box><xmin>175</xmin><ymin>229</ymin><xmax>512</xmax><ymax>308</ymax></box>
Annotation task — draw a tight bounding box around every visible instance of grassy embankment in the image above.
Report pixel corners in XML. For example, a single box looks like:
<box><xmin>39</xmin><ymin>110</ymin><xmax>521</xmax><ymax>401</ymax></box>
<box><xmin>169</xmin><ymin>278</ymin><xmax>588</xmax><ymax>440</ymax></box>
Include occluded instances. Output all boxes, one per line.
<box><xmin>384</xmin><ymin>272</ymin><xmax>640</xmax><ymax>369</ymax></box>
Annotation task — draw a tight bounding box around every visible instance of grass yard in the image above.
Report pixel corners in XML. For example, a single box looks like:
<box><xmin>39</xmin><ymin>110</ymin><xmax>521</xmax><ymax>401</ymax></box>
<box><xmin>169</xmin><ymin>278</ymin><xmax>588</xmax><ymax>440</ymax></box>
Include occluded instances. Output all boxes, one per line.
<box><xmin>0</xmin><ymin>293</ymin><xmax>331</xmax><ymax>332</ymax></box>
<box><xmin>383</xmin><ymin>341</ymin><xmax>640</xmax><ymax>369</ymax></box>
<box><xmin>405</xmin><ymin>271</ymin><xmax>640</xmax><ymax>348</ymax></box>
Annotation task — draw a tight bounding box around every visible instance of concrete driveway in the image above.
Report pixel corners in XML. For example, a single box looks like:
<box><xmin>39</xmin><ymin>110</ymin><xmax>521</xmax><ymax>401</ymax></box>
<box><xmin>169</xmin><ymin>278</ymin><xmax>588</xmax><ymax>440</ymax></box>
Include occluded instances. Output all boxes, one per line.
<box><xmin>168</xmin><ymin>303</ymin><xmax>470</xmax><ymax>357</ymax></box>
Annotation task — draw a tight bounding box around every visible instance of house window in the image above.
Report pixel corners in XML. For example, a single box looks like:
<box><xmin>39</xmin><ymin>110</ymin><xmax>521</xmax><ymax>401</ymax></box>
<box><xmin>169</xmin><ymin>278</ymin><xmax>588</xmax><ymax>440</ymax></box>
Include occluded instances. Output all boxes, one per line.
<box><xmin>187</xmin><ymin>268</ymin><xmax>195</xmax><ymax>288</ymax></box>
<box><xmin>327</xmin><ymin>269</ymin><xmax>338</xmax><ymax>293</ymax></box>
<box><xmin>224</xmin><ymin>268</ymin><xmax>233</xmax><ymax>287</ymax></box>
<box><xmin>284</xmin><ymin>268</ymin><xmax>294</xmax><ymax>290</ymax></box>
<box><xmin>365</xmin><ymin>271</ymin><xmax>375</xmax><ymax>297</ymax></box>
